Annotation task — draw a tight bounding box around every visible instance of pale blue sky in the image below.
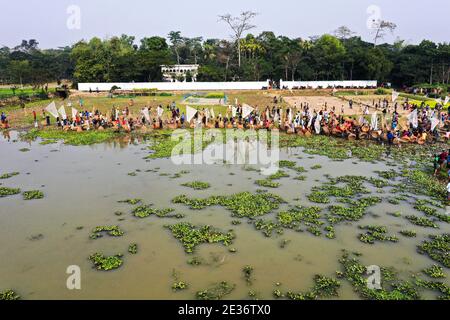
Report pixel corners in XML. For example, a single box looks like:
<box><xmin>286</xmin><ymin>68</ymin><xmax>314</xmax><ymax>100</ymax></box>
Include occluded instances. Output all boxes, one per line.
<box><xmin>0</xmin><ymin>0</ymin><xmax>448</xmax><ymax>48</ymax></box>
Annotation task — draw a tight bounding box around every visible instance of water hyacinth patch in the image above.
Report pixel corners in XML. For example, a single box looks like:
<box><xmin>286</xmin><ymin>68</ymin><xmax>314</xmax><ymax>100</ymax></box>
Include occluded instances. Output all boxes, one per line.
<box><xmin>0</xmin><ymin>289</ymin><xmax>20</xmax><ymax>300</ymax></box>
<box><xmin>181</xmin><ymin>181</ymin><xmax>211</xmax><ymax>190</ymax></box>
<box><xmin>310</xmin><ymin>165</ymin><xmax>322</xmax><ymax>170</ymax></box>
<box><xmin>172</xmin><ymin>281</ymin><xmax>188</xmax><ymax>291</ymax></box>
<box><xmin>284</xmin><ymin>275</ymin><xmax>341</xmax><ymax>300</ymax></box>
<box><xmin>417</xmin><ymin>234</ymin><xmax>450</xmax><ymax>268</ymax></box>
<box><xmin>132</xmin><ymin>205</ymin><xmax>178</xmax><ymax>218</ymax></box>
<box><xmin>358</xmin><ymin>225</ymin><xmax>399</xmax><ymax>244</ymax></box>
<box><xmin>165</xmin><ymin>223</ymin><xmax>235</xmax><ymax>253</ymax></box>
<box><xmin>196</xmin><ymin>281</ymin><xmax>235</xmax><ymax>300</ymax></box>
<box><xmin>405</xmin><ymin>215</ymin><xmax>438</xmax><ymax>228</ymax></box>
<box><xmin>89</xmin><ymin>253</ymin><xmax>123</xmax><ymax>271</ymax></box>
<box><xmin>399</xmin><ymin>230</ymin><xmax>417</xmax><ymax>237</ymax></box>
<box><xmin>0</xmin><ymin>187</ymin><xmax>21</xmax><ymax>197</ymax></box>
<box><xmin>414</xmin><ymin>200</ymin><xmax>450</xmax><ymax>223</ymax></box>
<box><xmin>243</xmin><ymin>265</ymin><xmax>254</xmax><ymax>285</ymax></box>
<box><xmin>413</xmin><ymin>277</ymin><xmax>450</xmax><ymax>300</ymax></box>
<box><xmin>22</xmin><ymin>190</ymin><xmax>44</xmax><ymax>200</ymax></box>
<box><xmin>423</xmin><ymin>265</ymin><xmax>446</xmax><ymax>279</ymax></box>
<box><xmin>278</xmin><ymin>160</ymin><xmax>296</xmax><ymax>168</ymax></box>
<box><xmin>255</xmin><ymin>179</ymin><xmax>280</xmax><ymax>188</ymax></box>
<box><xmin>90</xmin><ymin>226</ymin><xmax>125</xmax><ymax>239</ymax></box>
<box><xmin>0</xmin><ymin>172</ymin><xmax>19</xmax><ymax>180</ymax></box>
<box><xmin>128</xmin><ymin>243</ymin><xmax>138</xmax><ymax>254</ymax></box>
<box><xmin>118</xmin><ymin>198</ymin><xmax>142</xmax><ymax>205</ymax></box>
<box><xmin>338</xmin><ymin>251</ymin><xmax>420</xmax><ymax>300</ymax></box>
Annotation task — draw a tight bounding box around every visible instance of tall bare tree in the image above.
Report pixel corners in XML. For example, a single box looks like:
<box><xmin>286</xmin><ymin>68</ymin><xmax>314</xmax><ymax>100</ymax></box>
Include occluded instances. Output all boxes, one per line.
<box><xmin>218</xmin><ymin>11</ymin><xmax>258</xmax><ymax>68</ymax></box>
<box><xmin>371</xmin><ymin>20</ymin><xmax>397</xmax><ymax>46</ymax></box>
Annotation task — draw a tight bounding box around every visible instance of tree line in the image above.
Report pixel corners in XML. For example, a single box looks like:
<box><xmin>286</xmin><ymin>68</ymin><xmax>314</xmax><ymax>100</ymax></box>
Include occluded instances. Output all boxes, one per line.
<box><xmin>0</xmin><ymin>26</ymin><xmax>449</xmax><ymax>89</ymax></box>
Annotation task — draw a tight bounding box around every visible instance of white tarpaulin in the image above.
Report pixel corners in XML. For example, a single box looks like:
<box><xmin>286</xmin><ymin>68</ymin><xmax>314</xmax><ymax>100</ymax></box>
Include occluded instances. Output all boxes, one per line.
<box><xmin>45</xmin><ymin>101</ymin><xmax>59</xmax><ymax>118</ymax></box>
<box><xmin>408</xmin><ymin>110</ymin><xmax>418</xmax><ymax>129</ymax></box>
<box><xmin>71</xmin><ymin>107</ymin><xmax>78</xmax><ymax>119</ymax></box>
<box><xmin>157</xmin><ymin>106</ymin><xmax>164</xmax><ymax>118</ymax></box>
<box><xmin>210</xmin><ymin>108</ymin><xmax>215</xmax><ymax>119</ymax></box>
<box><xmin>392</xmin><ymin>91</ymin><xmax>400</xmax><ymax>102</ymax></box>
<box><xmin>314</xmin><ymin>115</ymin><xmax>322</xmax><ymax>134</ymax></box>
<box><xmin>186</xmin><ymin>106</ymin><xmax>198</xmax><ymax>122</ymax></box>
<box><xmin>142</xmin><ymin>108</ymin><xmax>150</xmax><ymax>122</ymax></box>
<box><xmin>58</xmin><ymin>106</ymin><xmax>67</xmax><ymax>120</ymax></box>
<box><xmin>370</xmin><ymin>112</ymin><xmax>378</xmax><ymax>130</ymax></box>
<box><xmin>242</xmin><ymin>104</ymin><xmax>254</xmax><ymax>119</ymax></box>
<box><xmin>431</xmin><ymin>117</ymin><xmax>440</xmax><ymax>131</ymax></box>
<box><xmin>231</xmin><ymin>107</ymin><xmax>237</xmax><ymax>118</ymax></box>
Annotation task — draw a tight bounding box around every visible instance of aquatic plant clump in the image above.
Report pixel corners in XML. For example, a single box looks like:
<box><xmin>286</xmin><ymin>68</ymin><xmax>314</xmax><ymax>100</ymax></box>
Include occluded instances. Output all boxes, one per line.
<box><xmin>181</xmin><ymin>181</ymin><xmax>211</xmax><ymax>190</ymax></box>
<box><xmin>118</xmin><ymin>198</ymin><xmax>142</xmax><ymax>205</ymax></box>
<box><xmin>166</xmin><ymin>223</ymin><xmax>235</xmax><ymax>253</ymax></box>
<box><xmin>132</xmin><ymin>205</ymin><xmax>178</xmax><ymax>218</ymax></box>
<box><xmin>0</xmin><ymin>289</ymin><xmax>20</xmax><ymax>300</ymax></box>
<box><xmin>338</xmin><ymin>252</ymin><xmax>420</xmax><ymax>300</ymax></box>
<box><xmin>172</xmin><ymin>192</ymin><xmax>285</xmax><ymax>218</ymax></box>
<box><xmin>0</xmin><ymin>172</ymin><xmax>19</xmax><ymax>180</ymax></box>
<box><xmin>417</xmin><ymin>234</ymin><xmax>450</xmax><ymax>268</ymax></box>
<box><xmin>423</xmin><ymin>265</ymin><xmax>446</xmax><ymax>279</ymax></box>
<box><xmin>358</xmin><ymin>225</ymin><xmax>399</xmax><ymax>244</ymax></box>
<box><xmin>22</xmin><ymin>190</ymin><xmax>44</xmax><ymax>200</ymax></box>
<box><xmin>0</xmin><ymin>187</ymin><xmax>21</xmax><ymax>197</ymax></box>
<box><xmin>89</xmin><ymin>253</ymin><xmax>123</xmax><ymax>271</ymax></box>
<box><xmin>255</xmin><ymin>179</ymin><xmax>280</xmax><ymax>188</ymax></box>
<box><xmin>128</xmin><ymin>243</ymin><xmax>138</xmax><ymax>254</ymax></box>
<box><xmin>405</xmin><ymin>215</ymin><xmax>438</xmax><ymax>228</ymax></box>
<box><xmin>90</xmin><ymin>226</ymin><xmax>125</xmax><ymax>239</ymax></box>
<box><xmin>196</xmin><ymin>281</ymin><xmax>235</xmax><ymax>300</ymax></box>
<box><xmin>172</xmin><ymin>281</ymin><xmax>188</xmax><ymax>291</ymax></box>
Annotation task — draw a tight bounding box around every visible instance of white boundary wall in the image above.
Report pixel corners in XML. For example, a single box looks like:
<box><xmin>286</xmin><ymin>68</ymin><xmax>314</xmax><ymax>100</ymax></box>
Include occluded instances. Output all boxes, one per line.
<box><xmin>280</xmin><ymin>80</ymin><xmax>377</xmax><ymax>89</ymax></box>
<box><xmin>78</xmin><ymin>81</ymin><xmax>270</xmax><ymax>92</ymax></box>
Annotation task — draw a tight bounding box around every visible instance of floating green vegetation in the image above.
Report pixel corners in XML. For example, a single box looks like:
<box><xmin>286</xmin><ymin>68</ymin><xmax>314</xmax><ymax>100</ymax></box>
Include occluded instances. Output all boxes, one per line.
<box><xmin>170</xmin><ymin>170</ymin><xmax>190</xmax><ymax>179</ymax></box>
<box><xmin>19</xmin><ymin>148</ymin><xmax>30</xmax><ymax>152</ymax></box>
<box><xmin>118</xmin><ymin>198</ymin><xmax>142</xmax><ymax>205</ymax></box>
<box><xmin>89</xmin><ymin>226</ymin><xmax>124</xmax><ymax>239</ymax></box>
<box><xmin>196</xmin><ymin>281</ymin><xmax>235</xmax><ymax>300</ymax></box>
<box><xmin>0</xmin><ymin>187</ymin><xmax>21</xmax><ymax>197</ymax></box>
<box><xmin>231</xmin><ymin>220</ymin><xmax>241</xmax><ymax>225</ymax></box>
<box><xmin>294</xmin><ymin>175</ymin><xmax>307</xmax><ymax>181</ymax></box>
<box><xmin>243</xmin><ymin>266</ymin><xmax>254</xmax><ymax>285</ymax></box>
<box><xmin>307</xmin><ymin>191</ymin><xmax>330</xmax><ymax>204</ymax></box>
<box><xmin>414</xmin><ymin>199</ymin><xmax>450</xmax><ymax>223</ymax></box>
<box><xmin>414</xmin><ymin>277</ymin><xmax>450</xmax><ymax>300</ymax></box>
<box><xmin>21</xmin><ymin>128</ymin><xmax>118</xmax><ymax>146</ymax></box>
<box><xmin>405</xmin><ymin>215</ymin><xmax>438</xmax><ymax>228</ymax></box>
<box><xmin>403</xmin><ymin>169</ymin><xmax>446</xmax><ymax>201</ymax></box>
<box><xmin>310</xmin><ymin>165</ymin><xmax>322</xmax><ymax>170</ymax></box>
<box><xmin>278</xmin><ymin>160</ymin><xmax>296</xmax><ymax>168</ymax></box>
<box><xmin>128</xmin><ymin>243</ymin><xmax>138</xmax><ymax>254</ymax></box>
<box><xmin>268</xmin><ymin>170</ymin><xmax>290</xmax><ymax>180</ymax></box>
<box><xmin>172</xmin><ymin>281</ymin><xmax>188</xmax><ymax>291</ymax></box>
<box><xmin>0</xmin><ymin>289</ymin><xmax>20</xmax><ymax>300</ymax></box>
<box><xmin>22</xmin><ymin>190</ymin><xmax>44</xmax><ymax>200</ymax></box>
<box><xmin>399</xmin><ymin>230</ymin><xmax>417</xmax><ymax>238</ymax></box>
<box><xmin>338</xmin><ymin>252</ymin><xmax>420</xmax><ymax>300</ymax></box>
<box><xmin>181</xmin><ymin>181</ymin><xmax>211</xmax><ymax>190</ymax></box>
<box><xmin>255</xmin><ymin>179</ymin><xmax>280</xmax><ymax>188</ymax></box>
<box><xmin>0</xmin><ymin>172</ymin><xmax>19</xmax><ymax>179</ymax></box>
<box><xmin>284</xmin><ymin>275</ymin><xmax>341</xmax><ymax>300</ymax></box>
<box><xmin>254</xmin><ymin>219</ymin><xmax>283</xmax><ymax>237</ymax></box>
<box><xmin>423</xmin><ymin>265</ymin><xmax>446</xmax><ymax>279</ymax></box>
<box><xmin>375</xmin><ymin>170</ymin><xmax>399</xmax><ymax>180</ymax></box>
<box><xmin>358</xmin><ymin>225</ymin><xmax>399</xmax><ymax>244</ymax></box>
<box><xmin>328</xmin><ymin>197</ymin><xmax>382</xmax><ymax>222</ymax></box>
<box><xmin>277</xmin><ymin>206</ymin><xmax>325</xmax><ymax>237</ymax></box>
<box><xmin>172</xmin><ymin>192</ymin><xmax>284</xmax><ymax>218</ymax></box>
<box><xmin>417</xmin><ymin>234</ymin><xmax>449</xmax><ymax>267</ymax></box>
<box><xmin>165</xmin><ymin>223</ymin><xmax>235</xmax><ymax>253</ymax></box>
<box><xmin>127</xmin><ymin>172</ymin><xmax>137</xmax><ymax>177</ymax></box>
<box><xmin>89</xmin><ymin>253</ymin><xmax>123</xmax><ymax>271</ymax></box>
<box><xmin>132</xmin><ymin>205</ymin><xmax>179</xmax><ymax>218</ymax></box>
<box><xmin>187</xmin><ymin>256</ymin><xmax>203</xmax><ymax>266</ymax></box>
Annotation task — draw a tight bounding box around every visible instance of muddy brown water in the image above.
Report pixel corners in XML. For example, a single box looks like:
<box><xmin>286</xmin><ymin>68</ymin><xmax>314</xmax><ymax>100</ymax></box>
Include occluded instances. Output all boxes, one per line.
<box><xmin>0</xmin><ymin>131</ymin><xmax>448</xmax><ymax>300</ymax></box>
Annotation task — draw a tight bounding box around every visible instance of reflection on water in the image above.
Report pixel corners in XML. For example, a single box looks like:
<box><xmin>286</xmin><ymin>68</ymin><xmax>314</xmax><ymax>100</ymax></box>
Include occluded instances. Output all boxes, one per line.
<box><xmin>0</xmin><ymin>130</ymin><xmax>448</xmax><ymax>300</ymax></box>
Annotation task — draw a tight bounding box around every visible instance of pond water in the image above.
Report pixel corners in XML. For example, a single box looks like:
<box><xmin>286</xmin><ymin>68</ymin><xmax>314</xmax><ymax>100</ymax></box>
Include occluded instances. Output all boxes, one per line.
<box><xmin>0</xmin><ymin>130</ymin><xmax>448</xmax><ymax>300</ymax></box>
